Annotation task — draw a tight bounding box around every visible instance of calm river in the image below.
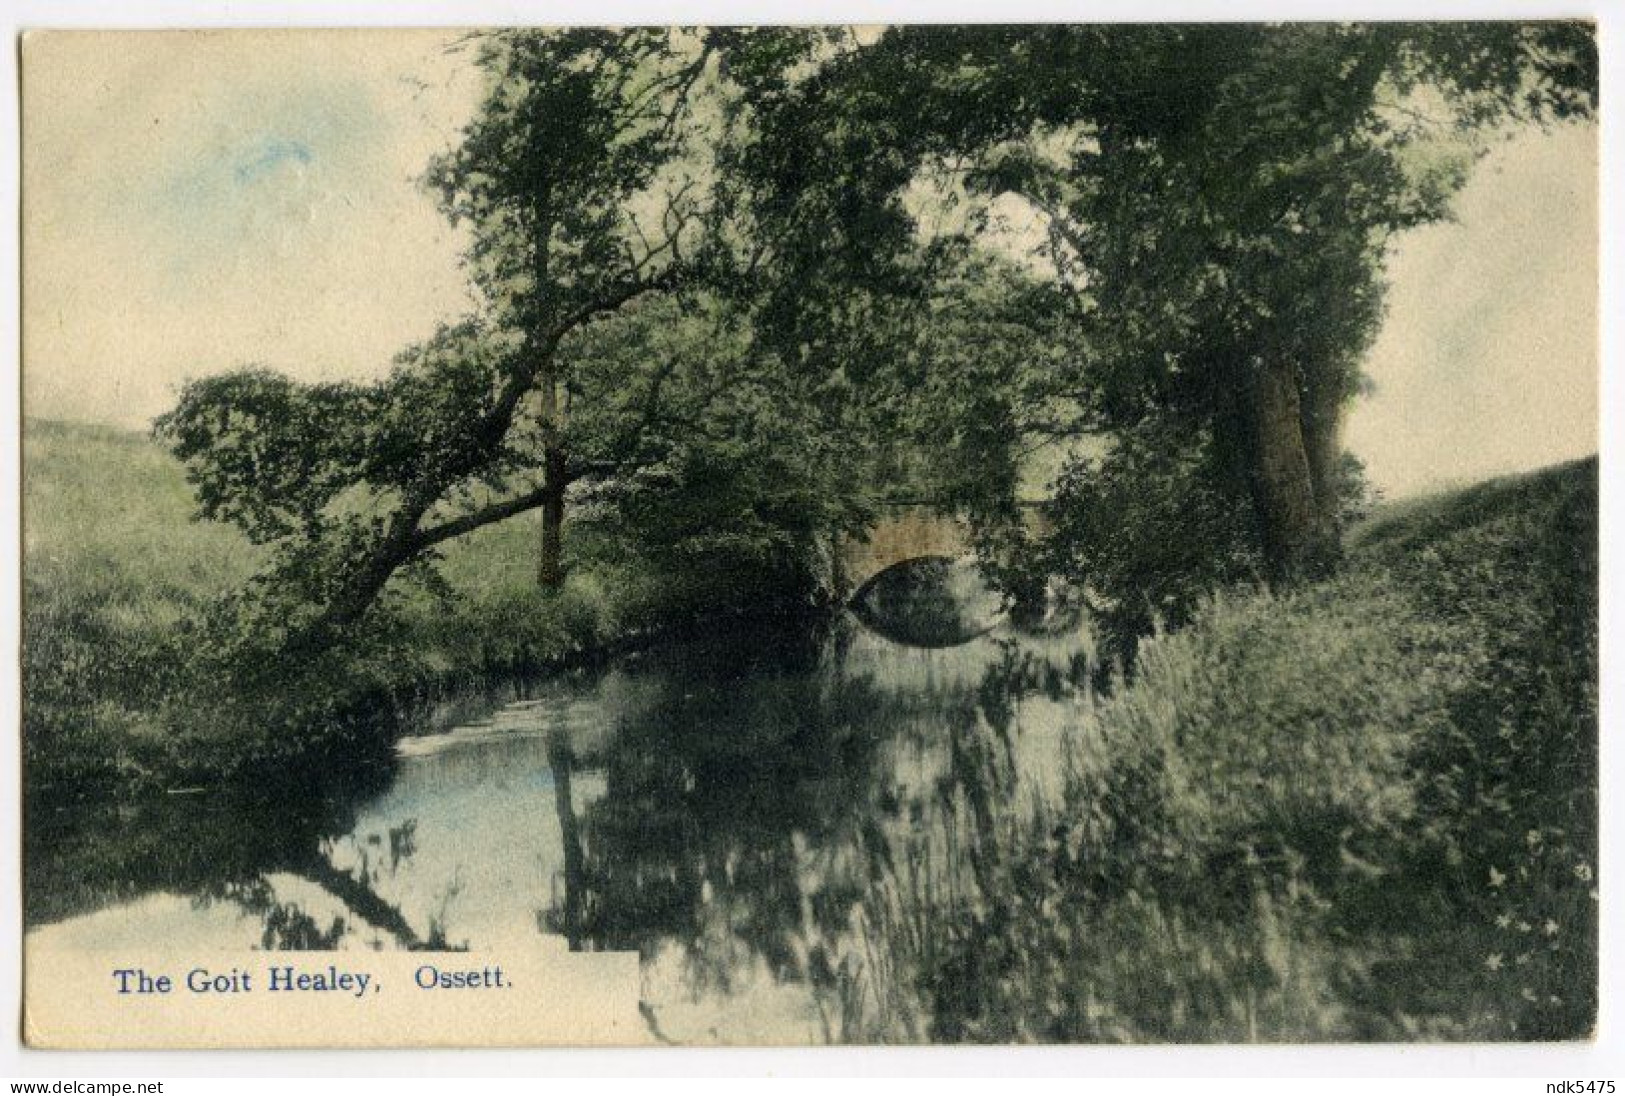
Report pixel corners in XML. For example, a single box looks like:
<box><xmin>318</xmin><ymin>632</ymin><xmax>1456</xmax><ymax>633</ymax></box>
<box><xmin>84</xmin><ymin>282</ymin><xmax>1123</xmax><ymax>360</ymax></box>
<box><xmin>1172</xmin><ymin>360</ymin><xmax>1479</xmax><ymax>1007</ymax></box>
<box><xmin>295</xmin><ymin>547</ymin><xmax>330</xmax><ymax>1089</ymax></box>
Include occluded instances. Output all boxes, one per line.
<box><xmin>25</xmin><ymin>561</ymin><xmax>1096</xmax><ymax>1043</ymax></box>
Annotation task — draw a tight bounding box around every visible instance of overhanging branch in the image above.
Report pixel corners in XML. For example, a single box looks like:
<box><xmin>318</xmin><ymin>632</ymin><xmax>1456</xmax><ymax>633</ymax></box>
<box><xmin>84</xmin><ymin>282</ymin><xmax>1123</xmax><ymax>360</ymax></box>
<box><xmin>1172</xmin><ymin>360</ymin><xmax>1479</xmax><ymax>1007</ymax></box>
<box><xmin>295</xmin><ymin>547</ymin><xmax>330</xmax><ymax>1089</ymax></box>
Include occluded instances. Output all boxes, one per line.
<box><xmin>413</xmin><ymin>484</ymin><xmax>554</xmax><ymax>551</ymax></box>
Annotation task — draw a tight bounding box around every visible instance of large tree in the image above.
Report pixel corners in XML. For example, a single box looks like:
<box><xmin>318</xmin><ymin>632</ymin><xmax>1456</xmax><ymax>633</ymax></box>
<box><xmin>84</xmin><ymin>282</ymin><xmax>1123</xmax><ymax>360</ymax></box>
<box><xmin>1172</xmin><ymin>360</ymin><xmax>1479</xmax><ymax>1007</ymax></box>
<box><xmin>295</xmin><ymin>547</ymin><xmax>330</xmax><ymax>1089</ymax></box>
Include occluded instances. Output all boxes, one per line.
<box><xmin>159</xmin><ymin>25</ymin><xmax>1596</xmax><ymax>655</ymax></box>
<box><xmin>739</xmin><ymin>23</ymin><xmax>1597</xmax><ymax>595</ymax></box>
<box><xmin>160</xmin><ymin>29</ymin><xmax>733</xmax><ymax>648</ymax></box>
<box><xmin>158</xmin><ymin>28</ymin><xmax>924</xmax><ymax>652</ymax></box>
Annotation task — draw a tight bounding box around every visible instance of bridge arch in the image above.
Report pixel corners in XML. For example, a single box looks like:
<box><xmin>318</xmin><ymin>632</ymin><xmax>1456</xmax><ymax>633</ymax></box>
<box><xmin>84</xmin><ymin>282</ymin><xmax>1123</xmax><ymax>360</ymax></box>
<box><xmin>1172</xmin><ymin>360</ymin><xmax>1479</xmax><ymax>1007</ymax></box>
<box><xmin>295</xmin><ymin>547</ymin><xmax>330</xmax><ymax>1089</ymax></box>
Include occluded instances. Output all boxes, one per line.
<box><xmin>835</xmin><ymin>502</ymin><xmax>1052</xmax><ymax>595</ymax></box>
<box><xmin>837</xmin><ymin>505</ymin><xmax>975</xmax><ymax>594</ymax></box>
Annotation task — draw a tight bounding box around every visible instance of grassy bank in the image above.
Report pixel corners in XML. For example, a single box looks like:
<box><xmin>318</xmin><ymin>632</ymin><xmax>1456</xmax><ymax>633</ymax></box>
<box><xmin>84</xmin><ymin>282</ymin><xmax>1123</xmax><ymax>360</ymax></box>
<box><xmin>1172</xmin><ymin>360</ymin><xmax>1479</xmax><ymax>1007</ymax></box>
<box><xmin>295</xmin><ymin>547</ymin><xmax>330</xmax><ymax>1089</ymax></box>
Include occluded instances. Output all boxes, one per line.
<box><xmin>24</xmin><ymin>420</ymin><xmax>1599</xmax><ymax>1039</ymax></box>
<box><xmin>842</xmin><ymin>457</ymin><xmax>1597</xmax><ymax>1042</ymax></box>
<box><xmin>21</xmin><ymin>418</ymin><xmax>821</xmax><ymax>799</ymax></box>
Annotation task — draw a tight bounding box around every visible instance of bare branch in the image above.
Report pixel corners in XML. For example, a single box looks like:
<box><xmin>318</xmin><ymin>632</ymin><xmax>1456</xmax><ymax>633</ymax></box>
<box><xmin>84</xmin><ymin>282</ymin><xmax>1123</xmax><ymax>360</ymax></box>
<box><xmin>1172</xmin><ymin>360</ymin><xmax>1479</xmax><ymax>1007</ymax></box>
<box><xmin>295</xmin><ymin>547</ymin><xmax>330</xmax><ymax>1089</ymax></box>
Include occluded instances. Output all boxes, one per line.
<box><xmin>655</xmin><ymin>44</ymin><xmax>715</xmax><ymax>144</ymax></box>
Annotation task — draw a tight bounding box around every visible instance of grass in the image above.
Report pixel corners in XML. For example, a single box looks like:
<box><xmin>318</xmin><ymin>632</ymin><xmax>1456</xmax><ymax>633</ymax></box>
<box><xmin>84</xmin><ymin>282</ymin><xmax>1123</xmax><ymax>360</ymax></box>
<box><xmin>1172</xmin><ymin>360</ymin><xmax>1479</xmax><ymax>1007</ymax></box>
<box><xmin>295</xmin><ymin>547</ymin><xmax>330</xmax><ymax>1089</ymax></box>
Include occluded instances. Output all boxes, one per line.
<box><xmin>833</xmin><ymin>456</ymin><xmax>1597</xmax><ymax>1042</ymax></box>
<box><xmin>20</xmin><ymin>418</ymin><xmax>801</xmax><ymax>798</ymax></box>
<box><xmin>21</xmin><ymin>417</ymin><xmax>579</xmax><ymax>622</ymax></box>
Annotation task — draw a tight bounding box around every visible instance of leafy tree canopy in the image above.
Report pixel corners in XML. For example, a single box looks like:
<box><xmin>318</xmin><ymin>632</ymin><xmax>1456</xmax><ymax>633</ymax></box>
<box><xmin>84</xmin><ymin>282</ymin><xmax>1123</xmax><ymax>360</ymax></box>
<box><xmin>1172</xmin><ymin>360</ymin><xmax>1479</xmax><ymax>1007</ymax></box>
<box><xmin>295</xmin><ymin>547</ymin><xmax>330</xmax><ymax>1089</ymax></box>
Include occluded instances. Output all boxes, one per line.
<box><xmin>729</xmin><ymin>22</ymin><xmax>1596</xmax><ymax>653</ymax></box>
<box><xmin>157</xmin><ymin>24</ymin><xmax>1597</xmax><ymax>660</ymax></box>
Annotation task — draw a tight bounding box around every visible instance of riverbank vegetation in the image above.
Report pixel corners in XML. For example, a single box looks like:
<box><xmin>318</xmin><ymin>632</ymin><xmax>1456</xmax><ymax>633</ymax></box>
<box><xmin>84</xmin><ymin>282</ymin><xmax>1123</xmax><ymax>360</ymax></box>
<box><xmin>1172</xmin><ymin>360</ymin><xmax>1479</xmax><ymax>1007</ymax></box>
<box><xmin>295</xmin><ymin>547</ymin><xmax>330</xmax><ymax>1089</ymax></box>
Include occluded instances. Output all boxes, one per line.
<box><xmin>26</xmin><ymin>415</ymin><xmax>1598</xmax><ymax>1040</ymax></box>
<box><xmin>837</xmin><ymin>458</ymin><xmax>1596</xmax><ymax>1041</ymax></box>
<box><xmin>22</xmin><ymin>416</ymin><xmax>834</xmax><ymax>797</ymax></box>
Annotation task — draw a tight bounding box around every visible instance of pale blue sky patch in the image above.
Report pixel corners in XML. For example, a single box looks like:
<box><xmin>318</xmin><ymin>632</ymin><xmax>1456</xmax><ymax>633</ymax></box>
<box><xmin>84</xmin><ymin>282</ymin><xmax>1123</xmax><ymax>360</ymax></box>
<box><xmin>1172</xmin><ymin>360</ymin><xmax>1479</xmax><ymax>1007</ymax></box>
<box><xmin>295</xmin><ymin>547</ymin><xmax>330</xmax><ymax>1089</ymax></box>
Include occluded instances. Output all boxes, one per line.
<box><xmin>232</xmin><ymin>137</ymin><xmax>314</xmax><ymax>184</ymax></box>
<box><xmin>23</xmin><ymin>30</ymin><xmax>481</xmax><ymax>423</ymax></box>
<box><xmin>136</xmin><ymin>71</ymin><xmax>390</xmax><ymax>287</ymax></box>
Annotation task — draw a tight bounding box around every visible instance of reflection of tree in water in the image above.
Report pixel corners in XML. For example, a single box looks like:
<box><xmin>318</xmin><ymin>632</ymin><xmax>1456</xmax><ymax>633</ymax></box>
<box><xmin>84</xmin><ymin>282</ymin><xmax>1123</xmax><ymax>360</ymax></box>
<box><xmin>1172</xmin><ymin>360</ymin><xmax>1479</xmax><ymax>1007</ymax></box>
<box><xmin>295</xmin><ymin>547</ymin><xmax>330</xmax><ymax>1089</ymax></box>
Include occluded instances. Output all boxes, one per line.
<box><xmin>26</xmin><ymin>786</ymin><xmax>458</xmax><ymax>950</ymax></box>
<box><xmin>546</xmin><ymin>624</ymin><xmax>895</xmax><ymax>996</ymax></box>
<box><xmin>549</xmin><ymin>620</ymin><xmax>1091</xmax><ymax>1012</ymax></box>
<box><xmin>26</xmin><ymin>792</ymin><xmax>347</xmax><ymax>924</ymax></box>
<box><xmin>196</xmin><ymin>819</ymin><xmax>463</xmax><ymax>950</ymax></box>
<box><xmin>206</xmin><ymin>878</ymin><xmax>347</xmax><ymax>950</ymax></box>
<box><xmin>834</xmin><ymin>636</ymin><xmax>1100</xmax><ymax>1041</ymax></box>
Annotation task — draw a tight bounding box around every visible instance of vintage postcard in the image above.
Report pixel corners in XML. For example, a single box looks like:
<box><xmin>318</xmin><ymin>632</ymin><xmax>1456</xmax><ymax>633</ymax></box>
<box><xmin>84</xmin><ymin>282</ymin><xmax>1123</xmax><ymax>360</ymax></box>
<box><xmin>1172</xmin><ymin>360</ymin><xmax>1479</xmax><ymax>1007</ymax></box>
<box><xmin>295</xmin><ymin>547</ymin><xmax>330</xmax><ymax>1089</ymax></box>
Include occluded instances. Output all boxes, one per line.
<box><xmin>18</xmin><ymin>24</ymin><xmax>1598</xmax><ymax>1048</ymax></box>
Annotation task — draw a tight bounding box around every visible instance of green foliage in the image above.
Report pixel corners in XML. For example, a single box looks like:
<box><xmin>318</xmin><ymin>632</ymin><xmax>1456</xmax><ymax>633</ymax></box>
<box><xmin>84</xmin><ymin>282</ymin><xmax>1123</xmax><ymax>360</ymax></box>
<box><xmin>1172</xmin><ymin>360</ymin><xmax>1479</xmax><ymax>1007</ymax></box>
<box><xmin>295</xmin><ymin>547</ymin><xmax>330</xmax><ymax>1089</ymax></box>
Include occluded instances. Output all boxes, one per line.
<box><xmin>559</xmin><ymin>290</ymin><xmax>885</xmax><ymax>608</ymax></box>
<box><xmin>425</xmin><ymin>29</ymin><xmax>714</xmax><ymax>328</ymax></box>
<box><xmin>740</xmin><ymin>21</ymin><xmax>1596</xmax><ymax>621</ymax></box>
<box><xmin>1043</xmin><ymin>426</ymin><xmax>1265</xmax><ymax>665</ymax></box>
<box><xmin>886</xmin><ymin>256</ymin><xmax>1085</xmax><ymax>517</ymax></box>
<box><xmin>20</xmin><ymin>422</ymin><xmax>816</xmax><ymax>798</ymax></box>
<box><xmin>992</xmin><ymin>22</ymin><xmax>1589</xmax><ymax>596</ymax></box>
<box><xmin>22</xmin><ymin>421</ymin><xmax>262</xmax><ymax>789</ymax></box>
<box><xmin>1039</xmin><ymin>429</ymin><xmax>1379</xmax><ymax>665</ymax></box>
<box><xmin>152</xmin><ymin>29</ymin><xmax>741</xmax><ymax>647</ymax></box>
<box><xmin>147</xmin><ymin>24</ymin><xmax>1599</xmax><ymax>662</ymax></box>
<box><xmin>152</xmin><ymin>28</ymin><xmax>948</xmax><ymax>652</ymax></box>
<box><xmin>1347</xmin><ymin>458</ymin><xmax>1598</xmax><ymax>1038</ymax></box>
<box><xmin>848</xmin><ymin>459</ymin><xmax>1597</xmax><ymax>1042</ymax></box>
<box><xmin>1072</xmin><ymin>579</ymin><xmax>1445</xmax><ymax>873</ymax></box>
<box><xmin>29</xmin><ymin>35</ymin><xmax>1601</xmax><ymax>1029</ymax></box>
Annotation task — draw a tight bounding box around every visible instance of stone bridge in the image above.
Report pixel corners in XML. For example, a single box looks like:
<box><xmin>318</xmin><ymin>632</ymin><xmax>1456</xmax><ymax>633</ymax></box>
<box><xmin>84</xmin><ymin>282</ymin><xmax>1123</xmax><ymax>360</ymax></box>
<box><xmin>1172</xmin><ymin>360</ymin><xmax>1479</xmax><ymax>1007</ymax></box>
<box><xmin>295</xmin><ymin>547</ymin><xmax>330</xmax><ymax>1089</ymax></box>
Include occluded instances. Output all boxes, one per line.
<box><xmin>837</xmin><ymin>505</ymin><xmax>975</xmax><ymax>594</ymax></box>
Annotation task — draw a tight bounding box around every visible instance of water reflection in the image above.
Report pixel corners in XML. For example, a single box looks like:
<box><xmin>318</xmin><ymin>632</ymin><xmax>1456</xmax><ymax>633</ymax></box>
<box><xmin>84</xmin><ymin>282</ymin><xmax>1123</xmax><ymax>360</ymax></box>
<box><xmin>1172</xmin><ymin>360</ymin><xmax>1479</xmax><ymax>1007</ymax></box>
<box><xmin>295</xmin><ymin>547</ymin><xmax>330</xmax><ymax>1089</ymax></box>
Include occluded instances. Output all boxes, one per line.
<box><xmin>848</xmin><ymin>556</ymin><xmax>1006</xmax><ymax>648</ymax></box>
<box><xmin>25</xmin><ymin>595</ymin><xmax>1097</xmax><ymax>1042</ymax></box>
<box><xmin>24</xmin><ymin>791</ymin><xmax>437</xmax><ymax>952</ymax></box>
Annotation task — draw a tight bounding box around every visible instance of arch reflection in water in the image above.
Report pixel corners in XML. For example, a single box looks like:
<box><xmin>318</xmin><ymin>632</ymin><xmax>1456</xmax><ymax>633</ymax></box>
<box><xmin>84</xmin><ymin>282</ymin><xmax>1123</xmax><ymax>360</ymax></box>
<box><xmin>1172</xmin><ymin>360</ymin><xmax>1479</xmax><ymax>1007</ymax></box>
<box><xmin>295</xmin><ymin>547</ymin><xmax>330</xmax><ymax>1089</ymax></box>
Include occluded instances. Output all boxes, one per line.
<box><xmin>847</xmin><ymin>555</ymin><xmax>1006</xmax><ymax>648</ymax></box>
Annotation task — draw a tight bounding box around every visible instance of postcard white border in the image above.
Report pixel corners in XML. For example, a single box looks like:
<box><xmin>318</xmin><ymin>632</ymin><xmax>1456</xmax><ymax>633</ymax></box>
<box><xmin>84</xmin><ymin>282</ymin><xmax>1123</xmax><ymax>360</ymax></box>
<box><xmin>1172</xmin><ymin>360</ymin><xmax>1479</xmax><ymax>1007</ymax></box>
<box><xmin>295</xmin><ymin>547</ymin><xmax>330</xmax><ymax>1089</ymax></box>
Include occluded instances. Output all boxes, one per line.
<box><xmin>2</xmin><ymin>0</ymin><xmax>1620</xmax><ymax>1081</ymax></box>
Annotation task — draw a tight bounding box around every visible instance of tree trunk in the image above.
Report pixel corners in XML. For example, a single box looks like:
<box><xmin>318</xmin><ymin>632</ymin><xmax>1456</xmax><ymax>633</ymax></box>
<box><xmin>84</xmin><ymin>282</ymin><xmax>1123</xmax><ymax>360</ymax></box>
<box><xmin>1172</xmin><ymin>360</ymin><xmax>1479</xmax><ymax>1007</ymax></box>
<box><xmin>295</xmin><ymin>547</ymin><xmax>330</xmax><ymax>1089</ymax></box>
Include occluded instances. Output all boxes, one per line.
<box><xmin>1298</xmin><ymin>372</ymin><xmax>1346</xmax><ymax>538</ymax></box>
<box><xmin>299</xmin><ymin>490</ymin><xmax>440</xmax><ymax>649</ymax></box>
<box><xmin>538</xmin><ymin>446</ymin><xmax>567</xmax><ymax>589</ymax></box>
<box><xmin>296</xmin><ymin>853</ymin><xmax>424</xmax><ymax>950</ymax></box>
<box><xmin>1246</xmin><ymin>357</ymin><xmax>1339</xmax><ymax>584</ymax></box>
<box><xmin>536</xmin><ymin>356</ymin><xmax>567</xmax><ymax>589</ymax></box>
